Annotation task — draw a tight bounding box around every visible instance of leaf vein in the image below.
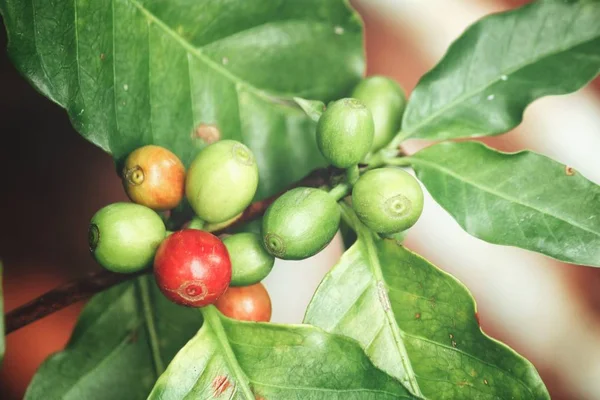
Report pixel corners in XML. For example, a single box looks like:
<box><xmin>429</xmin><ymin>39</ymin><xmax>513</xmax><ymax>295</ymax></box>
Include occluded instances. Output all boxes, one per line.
<box><xmin>407</xmin><ymin>9</ymin><xmax>599</xmax><ymax>136</ymax></box>
<box><xmin>411</xmin><ymin>158</ymin><xmax>600</xmax><ymax>239</ymax></box>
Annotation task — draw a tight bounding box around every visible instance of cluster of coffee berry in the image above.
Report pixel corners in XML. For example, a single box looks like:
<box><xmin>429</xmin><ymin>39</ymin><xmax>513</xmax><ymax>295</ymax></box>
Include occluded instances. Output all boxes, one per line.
<box><xmin>262</xmin><ymin>76</ymin><xmax>424</xmax><ymax>259</ymax></box>
<box><xmin>87</xmin><ymin>76</ymin><xmax>424</xmax><ymax>321</ymax></box>
<box><xmin>89</xmin><ymin>140</ymin><xmax>272</xmax><ymax>322</ymax></box>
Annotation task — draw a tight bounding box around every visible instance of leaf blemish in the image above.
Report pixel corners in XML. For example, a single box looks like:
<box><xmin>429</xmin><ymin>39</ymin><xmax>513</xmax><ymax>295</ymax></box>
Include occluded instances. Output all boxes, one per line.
<box><xmin>100</xmin><ymin>53</ymin><xmax>105</xmax><ymax>60</ymax></box>
<box><xmin>334</xmin><ymin>26</ymin><xmax>344</xmax><ymax>35</ymax></box>
<box><xmin>565</xmin><ymin>166</ymin><xmax>575</xmax><ymax>176</ymax></box>
<box><xmin>487</xmin><ymin>94</ymin><xmax>495</xmax><ymax>101</ymax></box>
<box><xmin>484</xmin><ymin>379</ymin><xmax>489</xmax><ymax>385</ymax></box>
<box><xmin>429</xmin><ymin>296</ymin><xmax>436</xmax><ymax>309</ymax></box>
<box><xmin>500</xmin><ymin>75</ymin><xmax>508</xmax><ymax>81</ymax></box>
<box><xmin>415</xmin><ymin>312</ymin><xmax>421</xmax><ymax>320</ymax></box>
<box><xmin>222</xmin><ymin>57</ymin><xmax>229</xmax><ymax>65</ymax></box>
<box><xmin>212</xmin><ymin>375</ymin><xmax>232</xmax><ymax>397</ymax></box>
<box><xmin>192</xmin><ymin>124</ymin><xmax>221</xmax><ymax>144</ymax></box>
<box><xmin>127</xmin><ymin>329</ymin><xmax>139</xmax><ymax>344</ymax></box>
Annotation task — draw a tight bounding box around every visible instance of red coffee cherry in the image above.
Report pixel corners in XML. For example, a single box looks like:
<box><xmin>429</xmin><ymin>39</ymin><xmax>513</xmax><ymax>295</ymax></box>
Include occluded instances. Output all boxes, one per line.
<box><xmin>154</xmin><ymin>229</ymin><xmax>231</xmax><ymax>307</ymax></box>
<box><xmin>215</xmin><ymin>283</ymin><xmax>272</xmax><ymax>322</ymax></box>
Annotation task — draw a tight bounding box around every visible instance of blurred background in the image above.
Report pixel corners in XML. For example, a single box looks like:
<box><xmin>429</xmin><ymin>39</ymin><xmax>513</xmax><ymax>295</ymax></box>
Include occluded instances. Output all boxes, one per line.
<box><xmin>2</xmin><ymin>0</ymin><xmax>600</xmax><ymax>398</ymax></box>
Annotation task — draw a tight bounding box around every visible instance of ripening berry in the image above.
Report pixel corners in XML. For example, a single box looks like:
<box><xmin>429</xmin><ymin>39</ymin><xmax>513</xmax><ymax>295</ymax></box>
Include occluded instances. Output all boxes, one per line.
<box><xmin>154</xmin><ymin>229</ymin><xmax>231</xmax><ymax>307</ymax></box>
<box><xmin>215</xmin><ymin>283</ymin><xmax>272</xmax><ymax>322</ymax></box>
<box><xmin>186</xmin><ymin>140</ymin><xmax>259</xmax><ymax>223</ymax></box>
<box><xmin>223</xmin><ymin>233</ymin><xmax>275</xmax><ymax>286</ymax></box>
<box><xmin>262</xmin><ymin>187</ymin><xmax>340</xmax><ymax>260</ymax></box>
<box><xmin>351</xmin><ymin>76</ymin><xmax>406</xmax><ymax>151</ymax></box>
<box><xmin>89</xmin><ymin>202</ymin><xmax>166</xmax><ymax>273</ymax></box>
<box><xmin>122</xmin><ymin>145</ymin><xmax>185</xmax><ymax>211</ymax></box>
<box><xmin>316</xmin><ymin>98</ymin><xmax>374</xmax><ymax>168</ymax></box>
<box><xmin>352</xmin><ymin>168</ymin><xmax>424</xmax><ymax>234</ymax></box>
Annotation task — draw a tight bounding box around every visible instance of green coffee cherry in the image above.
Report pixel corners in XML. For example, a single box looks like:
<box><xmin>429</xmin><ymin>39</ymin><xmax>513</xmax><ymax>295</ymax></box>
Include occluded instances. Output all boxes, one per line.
<box><xmin>351</xmin><ymin>76</ymin><xmax>406</xmax><ymax>152</ymax></box>
<box><xmin>89</xmin><ymin>203</ymin><xmax>166</xmax><ymax>273</ymax></box>
<box><xmin>316</xmin><ymin>98</ymin><xmax>374</xmax><ymax>168</ymax></box>
<box><xmin>352</xmin><ymin>168</ymin><xmax>423</xmax><ymax>234</ymax></box>
<box><xmin>186</xmin><ymin>140</ymin><xmax>259</xmax><ymax>223</ymax></box>
<box><xmin>262</xmin><ymin>187</ymin><xmax>341</xmax><ymax>260</ymax></box>
<box><xmin>223</xmin><ymin>233</ymin><xmax>275</xmax><ymax>286</ymax></box>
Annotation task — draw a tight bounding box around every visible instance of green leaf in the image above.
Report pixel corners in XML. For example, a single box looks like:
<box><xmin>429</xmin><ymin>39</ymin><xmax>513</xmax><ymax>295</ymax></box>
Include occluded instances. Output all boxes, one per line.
<box><xmin>294</xmin><ymin>97</ymin><xmax>326</xmax><ymax>122</ymax></box>
<box><xmin>150</xmin><ymin>305</ymin><xmax>416</xmax><ymax>400</ymax></box>
<box><xmin>25</xmin><ymin>276</ymin><xmax>202</xmax><ymax>400</ymax></box>
<box><xmin>0</xmin><ymin>0</ymin><xmax>364</xmax><ymax>198</ymax></box>
<box><xmin>410</xmin><ymin>141</ymin><xmax>600</xmax><ymax>267</ymax></box>
<box><xmin>402</xmin><ymin>0</ymin><xmax>600</xmax><ymax>141</ymax></box>
<box><xmin>0</xmin><ymin>262</ymin><xmax>4</xmax><ymax>366</ymax></box>
<box><xmin>305</xmin><ymin>205</ymin><xmax>549</xmax><ymax>399</ymax></box>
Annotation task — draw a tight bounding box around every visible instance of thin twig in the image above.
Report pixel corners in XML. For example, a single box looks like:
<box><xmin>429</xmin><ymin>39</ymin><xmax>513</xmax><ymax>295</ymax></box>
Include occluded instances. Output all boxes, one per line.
<box><xmin>4</xmin><ymin>166</ymin><xmax>339</xmax><ymax>335</ymax></box>
<box><xmin>5</xmin><ymin>269</ymin><xmax>145</xmax><ymax>334</ymax></box>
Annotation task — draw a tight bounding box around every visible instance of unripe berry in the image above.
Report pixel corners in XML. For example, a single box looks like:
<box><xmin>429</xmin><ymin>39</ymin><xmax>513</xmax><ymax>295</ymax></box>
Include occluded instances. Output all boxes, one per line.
<box><xmin>122</xmin><ymin>145</ymin><xmax>185</xmax><ymax>210</ymax></box>
<box><xmin>316</xmin><ymin>98</ymin><xmax>374</xmax><ymax>168</ymax></box>
<box><xmin>154</xmin><ymin>230</ymin><xmax>231</xmax><ymax>307</ymax></box>
<box><xmin>223</xmin><ymin>233</ymin><xmax>274</xmax><ymax>286</ymax></box>
<box><xmin>215</xmin><ymin>283</ymin><xmax>272</xmax><ymax>322</ymax></box>
<box><xmin>89</xmin><ymin>203</ymin><xmax>165</xmax><ymax>273</ymax></box>
<box><xmin>352</xmin><ymin>168</ymin><xmax>424</xmax><ymax>234</ymax></box>
<box><xmin>351</xmin><ymin>76</ymin><xmax>406</xmax><ymax>152</ymax></box>
<box><xmin>262</xmin><ymin>187</ymin><xmax>340</xmax><ymax>260</ymax></box>
<box><xmin>186</xmin><ymin>140</ymin><xmax>258</xmax><ymax>223</ymax></box>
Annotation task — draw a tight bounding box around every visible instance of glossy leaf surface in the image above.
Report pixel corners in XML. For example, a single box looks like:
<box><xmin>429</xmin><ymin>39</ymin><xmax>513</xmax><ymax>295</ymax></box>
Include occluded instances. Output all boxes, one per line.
<box><xmin>402</xmin><ymin>0</ymin><xmax>600</xmax><ymax>140</ymax></box>
<box><xmin>150</xmin><ymin>305</ymin><xmax>416</xmax><ymax>399</ymax></box>
<box><xmin>0</xmin><ymin>0</ymin><xmax>364</xmax><ymax>198</ymax></box>
<box><xmin>411</xmin><ymin>141</ymin><xmax>600</xmax><ymax>267</ymax></box>
<box><xmin>25</xmin><ymin>276</ymin><xmax>203</xmax><ymax>400</ymax></box>
<box><xmin>305</xmin><ymin>206</ymin><xmax>549</xmax><ymax>399</ymax></box>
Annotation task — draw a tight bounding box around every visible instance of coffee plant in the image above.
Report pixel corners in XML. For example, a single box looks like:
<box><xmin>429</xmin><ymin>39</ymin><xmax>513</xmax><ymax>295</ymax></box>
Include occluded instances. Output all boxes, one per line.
<box><xmin>1</xmin><ymin>0</ymin><xmax>599</xmax><ymax>398</ymax></box>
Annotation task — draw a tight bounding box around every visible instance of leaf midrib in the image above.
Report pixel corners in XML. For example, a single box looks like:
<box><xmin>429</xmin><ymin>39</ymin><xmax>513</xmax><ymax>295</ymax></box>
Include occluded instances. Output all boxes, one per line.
<box><xmin>341</xmin><ymin>204</ymin><xmax>423</xmax><ymax>398</ymax></box>
<box><xmin>126</xmin><ymin>0</ymin><xmax>328</xmax><ymax>104</ymax></box>
<box><xmin>202</xmin><ymin>306</ymin><xmax>255</xmax><ymax>400</ymax></box>
<box><xmin>127</xmin><ymin>0</ymin><xmax>261</xmax><ymax>95</ymax></box>
<box><xmin>405</xmin><ymin>17</ymin><xmax>599</xmax><ymax>136</ymax></box>
<box><xmin>136</xmin><ymin>276</ymin><xmax>165</xmax><ymax>377</ymax></box>
<box><xmin>410</xmin><ymin>156</ymin><xmax>600</xmax><ymax>239</ymax></box>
